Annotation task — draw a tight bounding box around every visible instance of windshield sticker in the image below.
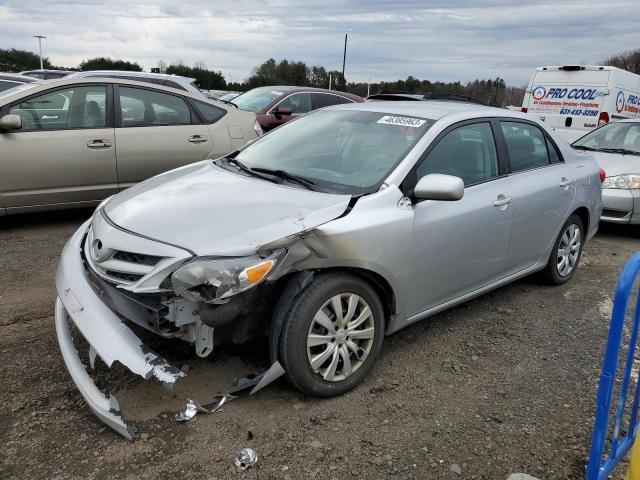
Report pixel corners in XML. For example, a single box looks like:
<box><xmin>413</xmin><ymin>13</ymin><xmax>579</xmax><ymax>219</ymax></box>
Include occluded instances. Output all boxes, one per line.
<box><xmin>270</xmin><ymin>91</ymin><xmax>284</xmax><ymax>96</ymax></box>
<box><xmin>377</xmin><ymin>115</ymin><xmax>426</xmax><ymax>128</ymax></box>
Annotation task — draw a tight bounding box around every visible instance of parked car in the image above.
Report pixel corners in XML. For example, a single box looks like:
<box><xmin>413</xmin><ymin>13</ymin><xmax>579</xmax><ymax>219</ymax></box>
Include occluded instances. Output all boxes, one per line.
<box><xmin>232</xmin><ymin>86</ymin><xmax>362</xmax><ymax>131</ymax></box>
<box><xmin>54</xmin><ymin>101</ymin><xmax>602</xmax><ymax>438</ymax></box>
<box><xmin>66</xmin><ymin>70</ymin><xmax>207</xmax><ymax>98</ymax></box>
<box><xmin>367</xmin><ymin>90</ymin><xmax>486</xmax><ymax>105</ymax></box>
<box><xmin>20</xmin><ymin>69</ymin><xmax>71</xmax><ymax>80</ymax></box>
<box><xmin>0</xmin><ymin>72</ymin><xmax>38</xmax><ymax>93</ymax></box>
<box><xmin>572</xmin><ymin>119</ymin><xmax>640</xmax><ymax>223</ymax></box>
<box><xmin>521</xmin><ymin>65</ymin><xmax>640</xmax><ymax>142</ymax></box>
<box><xmin>0</xmin><ymin>77</ymin><xmax>260</xmax><ymax>215</ymax></box>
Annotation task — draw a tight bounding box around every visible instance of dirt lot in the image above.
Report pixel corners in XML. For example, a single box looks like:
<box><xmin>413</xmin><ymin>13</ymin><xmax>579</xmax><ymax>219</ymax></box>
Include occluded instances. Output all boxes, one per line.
<box><xmin>1</xmin><ymin>209</ymin><xmax>639</xmax><ymax>480</ymax></box>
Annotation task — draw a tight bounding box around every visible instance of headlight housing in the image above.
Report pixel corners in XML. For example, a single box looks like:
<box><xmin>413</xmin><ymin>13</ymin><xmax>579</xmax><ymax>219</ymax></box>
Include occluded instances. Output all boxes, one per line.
<box><xmin>171</xmin><ymin>250</ymin><xmax>285</xmax><ymax>303</ymax></box>
<box><xmin>602</xmin><ymin>174</ymin><xmax>640</xmax><ymax>190</ymax></box>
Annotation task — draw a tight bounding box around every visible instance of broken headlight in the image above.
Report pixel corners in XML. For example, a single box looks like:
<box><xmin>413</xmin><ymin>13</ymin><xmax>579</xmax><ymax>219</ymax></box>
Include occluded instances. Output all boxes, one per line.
<box><xmin>171</xmin><ymin>250</ymin><xmax>285</xmax><ymax>303</ymax></box>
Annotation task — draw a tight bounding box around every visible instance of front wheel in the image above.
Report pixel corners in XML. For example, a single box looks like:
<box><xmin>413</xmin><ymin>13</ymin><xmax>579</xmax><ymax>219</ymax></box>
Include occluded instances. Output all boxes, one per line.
<box><xmin>544</xmin><ymin>214</ymin><xmax>584</xmax><ymax>285</ymax></box>
<box><xmin>279</xmin><ymin>273</ymin><xmax>385</xmax><ymax>397</ymax></box>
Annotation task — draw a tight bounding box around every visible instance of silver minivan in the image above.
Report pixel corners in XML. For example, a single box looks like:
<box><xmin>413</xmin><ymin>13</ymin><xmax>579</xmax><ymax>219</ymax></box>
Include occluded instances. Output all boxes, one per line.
<box><xmin>54</xmin><ymin>101</ymin><xmax>602</xmax><ymax>438</ymax></box>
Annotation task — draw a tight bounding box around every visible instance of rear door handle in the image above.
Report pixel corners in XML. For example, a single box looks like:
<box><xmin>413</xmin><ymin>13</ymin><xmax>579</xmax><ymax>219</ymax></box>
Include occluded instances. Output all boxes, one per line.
<box><xmin>493</xmin><ymin>195</ymin><xmax>513</xmax><ymax>207</ymax></box>
<box><xmin>188</xmin><ymin>135</ymin><xmax>208</xmax><ymax>144</ymax></box>
<box><xmin>560</xmin><ymin>178</ymin><xmax>572</xmax><ymax>188</ymax></box>
<box><xmin>87</xmin><ymin>139</ymin><xmax>112</xmax><ymax>149</ymax></box>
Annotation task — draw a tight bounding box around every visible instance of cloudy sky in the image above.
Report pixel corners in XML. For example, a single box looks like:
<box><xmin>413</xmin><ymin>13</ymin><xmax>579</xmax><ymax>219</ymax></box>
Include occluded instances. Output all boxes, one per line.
<box><xmin>1</xmin><ymin>0</ymin><xmax>637</xmax><ymax>85</ymax></box>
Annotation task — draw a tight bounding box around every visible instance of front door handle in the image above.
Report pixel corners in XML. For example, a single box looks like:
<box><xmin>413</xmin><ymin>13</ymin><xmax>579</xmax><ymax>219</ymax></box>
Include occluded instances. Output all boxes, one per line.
<box><xmin>560</xmin><ymin>177</ymin><xmax>572</xmax><ymax>189</ymax></box>
<box><xmin>493</xmin><ymin>195</ymin><xmax>513</xmax><ymax>207</ymax></box>
<box><xmin>87</xmin><ymin>139</ymin><xmax>112</xmax><ymax>149</ymax></box>
<box><xmin>188</xmin><ymin>135</ymin><xmax>208</xmax><ymax>144</ymax></box>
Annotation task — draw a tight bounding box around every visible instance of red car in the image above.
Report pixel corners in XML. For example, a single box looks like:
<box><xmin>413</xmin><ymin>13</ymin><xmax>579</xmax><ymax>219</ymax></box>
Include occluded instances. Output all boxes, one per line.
<box><xmin>232</xmin><ymin>86</ymin><xmax>363</xmax><ymax>132</ymax></box>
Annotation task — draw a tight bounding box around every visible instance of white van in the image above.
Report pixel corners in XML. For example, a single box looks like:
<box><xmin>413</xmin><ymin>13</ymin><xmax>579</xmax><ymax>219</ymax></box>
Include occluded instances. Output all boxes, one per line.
<box><xmin>521</xmin><ymin>65</ymin><xmax>640</xmax><ymax>142</ymax></box>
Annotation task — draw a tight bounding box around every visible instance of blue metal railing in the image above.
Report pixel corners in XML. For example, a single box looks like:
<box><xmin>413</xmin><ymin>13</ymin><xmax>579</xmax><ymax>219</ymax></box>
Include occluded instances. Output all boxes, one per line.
<box><xmin>587</xmin><ymin>251</ymin><xmax>640</xmax><ymax>480</ymax></box>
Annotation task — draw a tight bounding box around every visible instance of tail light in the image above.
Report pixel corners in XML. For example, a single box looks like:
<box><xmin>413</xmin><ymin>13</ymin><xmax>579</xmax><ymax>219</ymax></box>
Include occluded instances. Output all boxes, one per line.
<box><xmin>521</xmin><ymin>107</ymin><xmax>528</xmax><ymax>113</ymax></box>
<box><xmin>599</xmin><ymin>168</ymin><xmax>606</xmax><ymax>183</ymax></box>
<box><xmin>598</xmin><ymin>111</ymin><xmax>609</xmax><ymax>127</ymax></box>
<box><xmin>253</xmin><ymin>119</ymin><xmax>263</xmax><ymax>137</ymax></box>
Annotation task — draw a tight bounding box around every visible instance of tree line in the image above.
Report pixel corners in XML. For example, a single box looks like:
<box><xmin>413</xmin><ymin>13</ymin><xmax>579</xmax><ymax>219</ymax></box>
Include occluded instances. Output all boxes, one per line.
<box><xmin>603</xmin><ymin>49</ymin><xmax>640</xmax><ymax>75</ymax></box>
<box><xmin>0</xmin><ymin>48</ymin><xmax>525</xmax><ymax>106</ymax></box>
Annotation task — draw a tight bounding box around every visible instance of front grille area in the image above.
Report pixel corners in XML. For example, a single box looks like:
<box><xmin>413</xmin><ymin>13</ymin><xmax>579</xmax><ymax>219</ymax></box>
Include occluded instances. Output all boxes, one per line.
<box><xmin>112</xmin><ymin>251</ymin><xmax>163</xmax><ymax>266</ymax></box>
<box><xmin>602</xmin><ymin>208</ymin><xmax>629</xmax><ymax>219</ymax></box>
<box><xmin>83</xmin><ymin>211</ymin><xmax>192</xmax><ymax>292</ymax></box>
<box><xmin>105</xmin><ymin>271</ymin><xmax>145</xmax><ymax>283</ymax></box>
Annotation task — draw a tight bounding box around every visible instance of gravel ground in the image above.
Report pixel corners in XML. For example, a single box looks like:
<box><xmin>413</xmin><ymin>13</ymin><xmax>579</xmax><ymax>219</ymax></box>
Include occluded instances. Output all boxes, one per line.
<box><xmin>1</xmin><ymin>209</ymin><xmax>639</xmax><ymax>480</ymax></box>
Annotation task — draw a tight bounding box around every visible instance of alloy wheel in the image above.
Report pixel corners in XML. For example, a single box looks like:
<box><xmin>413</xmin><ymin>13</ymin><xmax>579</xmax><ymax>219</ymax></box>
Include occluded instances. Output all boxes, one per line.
<box><xmin>306</xmin><ymin>293</ymin><xmax>375</xmax><ymax>382</ymax></box>
<box><xmin>556</xmin><ymin>223</ymin><xmax>581</xmax><ymax>277</ymax></box>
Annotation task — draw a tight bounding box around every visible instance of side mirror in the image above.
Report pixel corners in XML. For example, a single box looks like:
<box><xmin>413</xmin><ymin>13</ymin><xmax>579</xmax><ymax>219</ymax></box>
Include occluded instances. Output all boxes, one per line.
<box><xmin>275</xmin><ymin>107</ymin><xmax>292</xmax><ymax>117</ymax></box>
<box><xmin>414</xmin><ymin>174</ymin><xmax>464</xmax><ymax>201</ymax></box>
<box><xmin>0</xmin><ymin>114</ymin><xmax>22</xmax><ymax>131</ymax></box>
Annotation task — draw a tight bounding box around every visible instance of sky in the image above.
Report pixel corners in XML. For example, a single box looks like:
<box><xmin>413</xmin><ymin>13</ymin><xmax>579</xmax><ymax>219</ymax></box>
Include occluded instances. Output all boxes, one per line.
<box><xmin>1</xmin><ymin>0</ymin><xmax>637</xmax><ymax>86</ymax></box>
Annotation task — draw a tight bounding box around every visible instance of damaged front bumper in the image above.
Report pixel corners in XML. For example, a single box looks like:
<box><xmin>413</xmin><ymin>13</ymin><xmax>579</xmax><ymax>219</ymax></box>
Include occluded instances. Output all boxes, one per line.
<box><xmin>54</xmin><ymin>221</ymin><xmax>185</xmax><ymax>439</ymax></box>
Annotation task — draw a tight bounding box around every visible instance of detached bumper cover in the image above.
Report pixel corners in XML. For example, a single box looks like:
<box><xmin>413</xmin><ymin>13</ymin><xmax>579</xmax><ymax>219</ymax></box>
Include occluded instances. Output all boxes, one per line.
<box><xmin>54</xmin><ymin>220</ymin><xmax>185</xmax><ymax>439</ymax></box>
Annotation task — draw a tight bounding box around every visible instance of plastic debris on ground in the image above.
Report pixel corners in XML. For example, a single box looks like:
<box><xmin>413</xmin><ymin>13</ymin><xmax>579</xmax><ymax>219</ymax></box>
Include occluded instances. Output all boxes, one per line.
<box><xmin>234</xmin><ymin>448</ymin><xmax>258</xmax><ymax>471</ymax></box>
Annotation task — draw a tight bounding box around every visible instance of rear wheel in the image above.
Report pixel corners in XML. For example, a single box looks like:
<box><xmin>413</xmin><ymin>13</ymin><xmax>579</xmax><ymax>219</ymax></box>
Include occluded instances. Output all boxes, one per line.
<box><xmin>544</xmin><ymin>214</ymin><xmax>584</xmax><ymax>285</ymax></box>
<box><xmin>279</xmin><ymin>273</ymin><xmax>385</xmax><ymax>397</ymax></box>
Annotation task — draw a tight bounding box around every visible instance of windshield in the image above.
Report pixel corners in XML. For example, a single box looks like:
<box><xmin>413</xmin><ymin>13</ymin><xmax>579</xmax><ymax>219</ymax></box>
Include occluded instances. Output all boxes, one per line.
<box><xmin>234</xmin><ymin>109</ymin><xmax>433</xmax><ymax>194</ymax></box>
<box><xmin>573</xmin><ymin>122</ymin><xmax>640</xmax><ymax>155</ymax></box>
<box><xmin>232</xmin><ymin>88</ymin><xmax>283</xmax><ymax>112</ymax></box>
<box><xmin>0</xmin><ymin>82</ymin><xmax>41</xmax><ymax>99</ymax></box>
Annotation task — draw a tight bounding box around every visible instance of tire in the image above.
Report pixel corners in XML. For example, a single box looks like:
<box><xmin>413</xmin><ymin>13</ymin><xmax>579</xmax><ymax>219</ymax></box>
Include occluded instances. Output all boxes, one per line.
<box><xmin>543</xmin><ymin>214</ymin><xmax>584</xmax><ymax>285</ymax></box>
<box><xmin>278</xmin><ymin>272</ymin><xmax>385</xmax><ymax>397</ymax></box>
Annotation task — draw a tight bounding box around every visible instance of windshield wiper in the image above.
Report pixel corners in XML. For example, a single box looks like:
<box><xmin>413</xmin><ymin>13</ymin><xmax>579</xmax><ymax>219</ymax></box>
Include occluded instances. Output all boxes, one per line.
<box><xmin>217</xmin><ymin>99</ymin><xmax>237</xmax><ymax>108</ymax></box>
<box><xmin>221</xmin><ymin>156</ymin><xmax>280</xmax><ymax>183</ymax></box>
<box><xmin>250</xmin><ymin>167</ymin><xmax>317</xmax><ymax>190</ymax></box>
<box><xmin>596</xmin><ymin>147</ymin><xmax>640</xmax><ymax>156</ymax></box>
<box><xmin>572</xmin><ymin>145</ymin><xmax>596</xmax><ymax>151</ymax></box>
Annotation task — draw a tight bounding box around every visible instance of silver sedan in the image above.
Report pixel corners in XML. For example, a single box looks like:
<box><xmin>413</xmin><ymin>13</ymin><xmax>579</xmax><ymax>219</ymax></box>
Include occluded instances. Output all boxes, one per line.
<box><xmin>572</xmin><ymin>119</ymin><xmax>640</xmax><ymax>224</ymax></box>
<box><xmin>54</xmin><ymin>101</ymin><xmax>602</xmax><ymax>438</ymax></box>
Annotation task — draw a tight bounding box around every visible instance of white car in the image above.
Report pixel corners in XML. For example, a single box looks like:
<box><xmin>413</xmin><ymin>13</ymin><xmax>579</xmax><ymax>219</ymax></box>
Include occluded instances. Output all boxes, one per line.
<box><xmin>0</xmin><ymin>77</ymin><xmax>261</xmax><ymax>215</ymax></box>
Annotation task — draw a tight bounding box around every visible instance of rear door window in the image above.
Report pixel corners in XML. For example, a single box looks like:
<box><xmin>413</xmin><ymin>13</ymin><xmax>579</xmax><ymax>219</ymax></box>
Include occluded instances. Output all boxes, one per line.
<box><xmin>315</xmin><ymin>93</ymin><xmax>342</xmax><ymax>109</ymax></box>
<box><xmin>500</xmin><ymin>121</ymin><xmax>551</xmax><ymax>172</ymax></box>
<box><xmin>118</xmin><ymin>86</ymin><xmax>192</xmax><ymax>127</ymax></box>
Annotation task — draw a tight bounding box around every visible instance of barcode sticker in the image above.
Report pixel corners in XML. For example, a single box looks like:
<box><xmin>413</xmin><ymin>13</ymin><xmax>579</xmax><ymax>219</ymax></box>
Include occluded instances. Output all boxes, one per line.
<box><xmin>377</xmin><ymin>115</ymin><xmax>426</xmax><ymax>128</ymax></box>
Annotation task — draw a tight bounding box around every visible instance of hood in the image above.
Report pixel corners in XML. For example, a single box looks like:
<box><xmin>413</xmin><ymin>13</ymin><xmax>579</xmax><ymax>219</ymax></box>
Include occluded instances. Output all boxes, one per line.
<box><xmin>589</xmin><ymin>150</ymin><xmax>640</xmax><ymax>177</ymax></box>
<box><xmin>104</xmin><ymin>161</ymin><xmax>351</xmax><ymax>256</ymax></box>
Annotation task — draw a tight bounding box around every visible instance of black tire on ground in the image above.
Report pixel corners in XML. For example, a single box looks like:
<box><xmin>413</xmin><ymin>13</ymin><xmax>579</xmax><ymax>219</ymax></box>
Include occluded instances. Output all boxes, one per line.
<box><xmin>543</xmin><ymin>213</ymin><xmax>584</xmax><ymax>285</ymax></box>
<box><xmin>278</xmin><ymin>272</ymin><xmax>385</xmax><ymax>397</ymax></box>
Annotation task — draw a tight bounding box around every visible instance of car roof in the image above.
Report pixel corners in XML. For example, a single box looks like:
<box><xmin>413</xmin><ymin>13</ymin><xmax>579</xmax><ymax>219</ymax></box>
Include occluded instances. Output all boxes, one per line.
<box><xmin>0</xmin><ymin>76</ymin><xmax>225</xmax><ymax>107</ymax></box>
<box><xmin>20</xmin><ymin>69</ymin><xmax>69</xmax><ymax>74</ymax></box>
<box><xmin>323</xmin><ymin>100</ymin><xmax>508</xmax><ymax>120</ymax></box>
<box><xmin>0</xmin><ymin>72</ymin><xmax>38</xmax><ymax>82</ymax></box>
<box><xmin>251</xmin><ymin>85</ymin><xmax>361</xmax><ymax>98</ymax></box>
<box><xmin>66</xmin><ymin>70</ymin><xmax>196</xmax><ymax>83</ymax></box>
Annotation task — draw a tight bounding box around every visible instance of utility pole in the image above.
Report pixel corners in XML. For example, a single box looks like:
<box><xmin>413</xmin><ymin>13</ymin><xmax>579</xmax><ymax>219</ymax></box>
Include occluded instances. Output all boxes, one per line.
<box><xmin>341</xmin><ymin>33</ymin><xmax>348</xmax><ymax>83</ymax></box>
<box><xmin>328</xmin><ymin>72</ymin><xmax>332</xmax><ymax>90</ymax></box>
<box><xmin>34</xmin><ymin>35</ymin><xmax>46</xmax><ymax>70</ymax></box>
<box><xmin>367</xmin><ymin>77</ymin><xmax>371</xmax><ymax>97</ymax></box>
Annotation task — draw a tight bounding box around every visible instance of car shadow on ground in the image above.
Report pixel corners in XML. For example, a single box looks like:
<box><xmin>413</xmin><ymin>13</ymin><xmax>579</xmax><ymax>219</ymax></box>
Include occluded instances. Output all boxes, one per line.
<box><xmin>0</xmin><ymin>208</ymin><xmax>95</xmax><ymax>230</ymax></box>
